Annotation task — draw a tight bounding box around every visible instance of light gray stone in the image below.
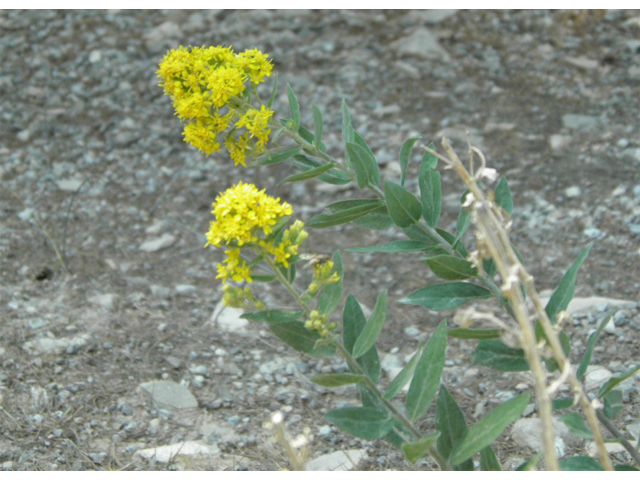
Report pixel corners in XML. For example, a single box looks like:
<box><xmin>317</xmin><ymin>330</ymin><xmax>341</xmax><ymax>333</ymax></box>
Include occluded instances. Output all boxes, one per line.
<box><xmin>210</xmin><ymin>302</ymin><xmax>249</xmax><ymax>333</ymax></box>
<box><xmin>22</xmin><ymin>334</ymin><xmax>88</xmax><ymax>356</ymax></box>
<box><xmin>56</xmin><ymin>178</ymin><xmax>83</xmax><ymax>192</ymax></box>
<box><xmin>536</xmin><ymin>295</ymin><xmax>636</xmax><ymax>316</ymax></box>
<box><xmin>564</xmin><ymin>186</ymin><xmax>581</xmax><ymax>198</ymax></box>
<box><xmin>175</xmin><ymin>284</ymin><xmax>196</xmax><ymax>295</ymax></box>
<box><xmin>549</xmin><ymin>134</ymin><xmax>572</xmax><ymax>151</ymax></box>
<box><xmin>564</xmin><ymin>56</ymin><xmax>599</xmax><ymax>70</ymax></box>
<box><xmin>411</xmin><ymin>9</ymin><xmax>458</xmax><ymax>24</ymax></box>
<box><xmin>629</xmin><ymin>66</ymin><xmax>640</xmax><ymax>79</ymax></box>
<box><xmin>511</xmin><ymin>418</ymin><xmax>580</xmax><ymax>458</ymax></box>
<box><xmin>391</xmin><ymin>27</ymin><xmax>451</xmax><ymax>62</ymax></box>
<box><xmin>306</xmin><ymin>449</ymin><xmax>367</xmax><ymax>471</ymax></box>
<box><xmin>135</xmin><ymin>440</ymin><xmax>219</xmax><ymax>463</ymax></box>
<box><xmin>88</xmin><ymin>293</ymin><xmax>116</xmax><ymax>309</ymax></box>
<box><xmin>139</xmin><ymin>234</ymin><xmax>176</xmax><ymax>252</ymax></box>
<box><xmin>143</xmin><ymin>21</ymin><xmax>182</xmax><ymax>53</ymax></box>
<box><xmin>138</xmin><ymin>380</ymin><xmax>198</xmax><ymax>410</ymax></box>
<box><xmin>561</xmin><ymin>114</ymin><xmax>602</xmax><ymax>132</ymax></box>
<box><xmin>627</xmin><ymin>421</ymin><xmax>640</xmax><ymax>440</ymax></box>
<box><xmin>584</xmin><ymin>366</ymin><xmax>613</xmax><ymax>391</ymax></box>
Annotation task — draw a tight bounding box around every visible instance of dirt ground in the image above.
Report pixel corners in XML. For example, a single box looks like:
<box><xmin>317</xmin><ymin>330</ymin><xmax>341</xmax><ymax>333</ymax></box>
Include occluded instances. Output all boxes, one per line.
<box><xmin>0</xmin><ymin>9</ymin><xmax>639</xmax><ymax>471</ymax></box>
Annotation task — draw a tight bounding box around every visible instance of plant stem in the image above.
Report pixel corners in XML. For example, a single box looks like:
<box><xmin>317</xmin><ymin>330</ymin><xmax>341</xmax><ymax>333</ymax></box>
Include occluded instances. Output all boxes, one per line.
<box><xmin>595</xmin><ymin>409</ymin><xmax>640</xmax><ymax>467</ymax></box>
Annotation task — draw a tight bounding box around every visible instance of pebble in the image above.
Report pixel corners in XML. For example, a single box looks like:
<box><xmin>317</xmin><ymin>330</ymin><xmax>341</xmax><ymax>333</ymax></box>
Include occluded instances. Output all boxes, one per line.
<box><xmin>306</xmin><ymin>449</ymin><xmax>367</xmax><ymax>471</ymax></box>
<box><xmin>390</xmin><ymin>27</ymin><xmax>451</xmax><ymax>62</ymax></box>
<box><xmin>137</xmin><ymin>380</ymin><xmax>198</xmax><ymax>410</ymax></box>
<box><xmin>139</xmin><ymin>234</ymin><xmax>176</xmax><ymax>253</ymax></box>
<box><xmin>564</xmin><ymin>186</ymin><xmax>581</xmax><ymax>198</ymax></box>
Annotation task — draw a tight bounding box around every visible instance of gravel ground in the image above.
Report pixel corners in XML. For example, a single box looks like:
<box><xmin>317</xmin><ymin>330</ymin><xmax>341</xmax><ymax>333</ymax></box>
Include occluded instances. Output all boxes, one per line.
<box><xmin>1</xmin><ymin>9</ymin><xmax>640</xmax><ymax>471</ymax></box>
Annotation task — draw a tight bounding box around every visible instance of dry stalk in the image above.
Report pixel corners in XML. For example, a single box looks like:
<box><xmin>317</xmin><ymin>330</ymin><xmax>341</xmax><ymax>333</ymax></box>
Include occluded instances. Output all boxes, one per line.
<box><xmin>424</xmin><ymin>138</ymin><xmax>614</xmax><ymax>471</ymax></box>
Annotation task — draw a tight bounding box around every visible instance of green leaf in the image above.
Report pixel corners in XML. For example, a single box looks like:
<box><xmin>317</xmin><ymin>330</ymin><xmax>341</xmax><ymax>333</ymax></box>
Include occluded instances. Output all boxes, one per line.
<box><xmin>317</xmin><ymin>251</ymin><xmax>343</xmax><ymax>316</ymax></box>
<box><xmin>346</xmin><ymin>142</ymin><xmax>377</xmax><ymax>189</ymax></box>
<box><xmin>560</xmin><ymin>413</ymin><xmax>593</xmax><ymax>439</ymax></box>
<box><xmin>437</xmin><ymin>228</ymin><xmax>469</xmax><ymax>258</ymax></box>
<box><xmin>267</xmin><ymin>73</ymin><xmax>278</xmax><ymax>109</ymax></box>
<box><xmin>296</xmin><ymin>124</ymin><xmax>327</xmax><ymax>153</ymax></box>
<box><xmin>552</xmin><ymin>397</ymin><xmax>575</xmax><ymax>410</ymax></box>
<box><xmin>401</xmin><ymin>432</ymin><xmax>440</xmax><ymax>465</ymax></box>
<box><xmin>325</xmin><ymin>198</ymin><xmax>383</xmax><ymax>214</ymax></box>
<box><xmin>603</xmin><ymin>389</ymin><xmax>623</xmax><ymax>420</ymax></box>
<box><xmin>312</xmin><ymin>104</ymin><xmax>323</xmax><ymax>149</ymax></box>
<box><xmin>406</xmin><ymin>321</ymin><xmax>447</xmax><ymax>422</ymax></box>
<box><xmin>307</xmin><ymin>204</ymin><xmax>381</xmax><ymax>229</ymax></box>
<box><xmin>291</xmin><ymin>155</ymin><xmax>351</xmax><ymax>185</ymax></box>
<box><xmin>324</xmin><ymin>406</ymin><xmax>392</xmax><ymax>440</ymax></box>
<box><xmin>515</xmin><ymin>454</ymin><xmax>541</xmax><ymax>471</ymax></box>
<box><xmin>447</xmin><ymin>328</ymin><xmax>501</xmax><ymax>340</ymax></box>
<box><xmin>352</xmin><ymin>206</ymin><xmax>395</xmax><ymax>230</ymax></box>
<box><xmin>480</xmin><ymin>445</ymin><xmax>501</xmax><ymax>471</ymax></box>
<box><xmin>494</xmin><ymin>177</ymin><xmax>514</xmax><ymax>215</ymax></box>
<box><xmin>419</xmin><ymin>168</ymin><xmax>442</xmax><ymax>228</ymax></box>
<box><xmin>399</xmin><ymin>136</ymin><xmax>421</xmax><ymax>187</ymax></box>
<box><xmin>449</xmin><ymin>393</ymin><xmax>531</xmax><ymax>466</ymax></box>
<box><xmin>559</xmin><ymin>456</ymin><xmax>604</xmax><ymax>471</ymax></box>
<box><xmin>597</xmin><ymin>364</ymin><xmax>640</xmax><ymax>399</ymax></box>
<box><xmin>436</xmin><ymin>386</ymin><xmax>474</xmax><ymax>471</ymax></box>
<box><xmin>400</xmin><ymin>282</ymin><xmax>492</xmax><ymax>311</ymax></box>
<box><xmin>241</xmin><ymin>310</ymin><xmax>303</xmax><ymax>324</ymax></box>
<box><xmin>352</xmin><ymin>290</ymin><xmax>388</xmax><ymax>359</ymax></box>
<box><xmin>576</xmin><ymin>309</ymin><xmax>616</xmax><ymax>380</ymax></box>
<box><xmin>455</xmin><ymin>209</ymin><xmax>471</xmax><ymax>246</ymax></box>
<box><xmin>277</xmin><ymin>163</ymin><xmax>334</xmax><ymax>185</ymax></box>
<box><xmin>384</xmin><ymin>181</ymin><xmax>423</xmax><ymax>228</ymax></box>
<box><xmin>543</xmin><ymin>329</ymin><xmax>571</xmax><ymax>373</ymax></box>
<box><xmin>269</xmin><ymin>321</ymin><xmax>336</xmax><ymax>357</ymax></box>
<box><xmin>256</xmin><ymin>146</ymin><xmax>301</xmax><ymax>166</ymax></box>
<box><xmin>341</xmin><ymin>98</ymin><xmax>354</xmax><ymax>145</ymax></box>
<box><xmin>472</xmin><ymin>340</ymin><xmax>530</xmax><ymax>372</ymax></box>
<box><xmin>286</xmin><ymin>84</ymin><xmax>301</xmax><ymax>131</ymax></box>
<box><xmin>348</xmin><ymin>240</ymin><xmax>434</xmax><ymax>253</ymax></box>
<box><xmin>545</xmin><ymin>244</ymin><xmax>592</xmax><ymax>323</ymax></box>
<box><xmin>426</xmin><ymin>255</ymin><xmax>478</xmax><ymax>280</ymax></box>
<box><xmin>310</xmin><ymin>373</ymin><xmax>365</xmax><ymax>387</ymax></box>
<box><xmin>483</xmin><ymin>258</ymin><xmax>497</xmax><ymax>278</ymax></box>
<box><xmin>352</xmin><ymin>131</ymin><xmax>380</xmax><ymax>188</ymax></box>
<box><xmin>614</xmin><ymin>465</ymin><xmax>639</xmax><ymax>471</ymax></box>
<box><xmin>384</xmin><ymin>342</ymin><xmax>423</xmax><ymax>400</ymax></box>
<box><xmin>342</xmin><ymin>293</ymin><xmax>381</xmax><ymax>383</ymax></box>
<box><xmin>421</xmin><ymin>142</ymin><xmax>438</xmax><ymax>169</ymax></box>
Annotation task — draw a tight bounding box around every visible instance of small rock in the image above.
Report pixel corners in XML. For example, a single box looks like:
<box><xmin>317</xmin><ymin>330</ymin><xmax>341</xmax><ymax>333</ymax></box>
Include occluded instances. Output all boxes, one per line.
<box><xmin>404</xmin><ymin>326</ymin><xmax>420</xmax><ymax>337</ymax></box>
<box><xmin>138</xmin><ymin>380</ymin><xmax>198</xmax><ymax>410</ymax></box>
<box><xmin>150</xmin><ymin>285</ymin><xmax>171</xmax><ymax>298</ymax></box>
<box><xmin>139</xmin><ymin>234</ymin><xmax>176</xmax><ymax>253</ymax></box>
<box><xmin>2</xmin><ymin>461</ymin><xmax>13</xmax><ymax>470</ymax></box>
<box><xmin>390</xmin><ymin>27</ymin><xmax>451</xmax><ymax>62</ymax></box>
<box><xmin>175</xmin><ymin>284</ymin><xmax>197</xmax><ymax>295</ymax></box>
<box><xmin>627</xmin><ymin>421</ymin><xmax>640</xmax><ymax>440</ymax></box>
<box><xmin>511</xmin><ymin>418</ymin><xmax>580</xmax><ymax>458</ymax></box>
<box><xmin>474</xmin><ymin>401</ymin><xmax>486</xmax><ymax>418</ymax></box>
<box><xmin>617</xmin><ymin>138</ymin><xmax>630</xmax><ymax>149</ymax></box>
<box><xmin>306</xmin><ymin>449</ymin><xmax>367</xmax><ymax>471</ymax></box>
<box><xmin>88</xmin><ymin>452</ymin><xmax>106</xmax><ymax>463</ymax></box>
<box><xmin>564</xmin><ymin>186</ymin><xmax>581</xmax><ymax>198</ymax></box>
<box><xmin>584</xmin><ymin>366</ymin><xmax>613</xmax><ymax>391</ymax></box>
<box><xmin>29</xmin><ymin>319</ymin><xmax>49</xmax><ymax>330</ymax></box>
<box><xmin>88</xmin><ymin>293</ymin><xmax>116</xmax><ymax>309</ymax></box>
<box><xmin>411</xmin><ymin>9</ymin><xmax>458</xmax><ymax>23</ymax></box>
<box><xmin>562</xmin><ymin>114</ymin><xmax>602</xmax><ymax>132</ymax></box>
<box><xmin>56</xmin><ymin>178</ymin><xmax>83</xmax><ymax>192</ymax></box>
<box><xmin>165</xmin><ymin>356</ymin><xmax>182</xmax><ymax>369</ymax></box>
<box><xmin>583</xmin><ymin>228</ymin><xmax>603</xmax><ymax>239</ymax></box>
<box><xmin>549</xmin><ymin>134</ymin><xmax>572</xmax><ymax>151</ymax></box>
<box><xmin>88</xmin><ymin>50</ymin><xmax>101</xmax><ymax>63</ymax></box>
<box><xmin>210</xmin><ymin>302</ymin><xmax>249</xmax><ymax>333</ymax></box>
<box><xmin>586</xmin><ymin>441</ymin><xmax>628</xmax><ymax>457</ymax></box>
<box><xmin>17</xmin><ymin>130</ymin><xmax>30</xmax><ymax>142</ymax></box>
<box><xmin>143</xmin><ymin>21</ymin><xmax>182</xmax><ymax>54</ymax></box>
<box><xmin>629</xmin><ymin>66</ymin><xmax>640</xmax><ymax>79</ymax></box>
<box><xmin>564</xmin><ymin>56</ymin><xmax>599</xmax><ymax>70</ymax></box>
<box><xmin>135</xmin><ymin>440</ymin><xmax>219</xmax><ymax>463</ymax></box>
<box><xmin>318</xmin><ymin>425</ymin><xmax>332</xmax><ymax>436</ymax></box>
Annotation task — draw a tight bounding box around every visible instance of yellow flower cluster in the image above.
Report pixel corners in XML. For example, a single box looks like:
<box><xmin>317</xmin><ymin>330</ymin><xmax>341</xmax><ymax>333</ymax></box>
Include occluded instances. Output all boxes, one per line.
<box><xmin>158</xmin><ymin>45</ymin><xmax>274</xmax><ymax>165</ymax></box>
<box><xmin>305</xmin><ymin>310</ymin><xmax>338</xmax><ymax>338</ymax></box>
<box><xmin>206</xmin><ymin>182</ymin><xmax>302</xmax><ymax>285</ymax></box>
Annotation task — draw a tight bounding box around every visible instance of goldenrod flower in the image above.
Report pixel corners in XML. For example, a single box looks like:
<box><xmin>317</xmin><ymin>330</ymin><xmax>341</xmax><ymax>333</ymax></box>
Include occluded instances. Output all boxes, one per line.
<box><xmin>236</xmin><ymin>105</ymin><xmax>274</xmax><ymax>149</ymax></box>
<box><xmin>237</xmin><ymin>48</ymin><xmax>273</xmax><ymax>85</ymax></box>
<box><xmin>183</xmin><ymin>119</ymin><xmax>221</xmax><ymax>155</ymax></box>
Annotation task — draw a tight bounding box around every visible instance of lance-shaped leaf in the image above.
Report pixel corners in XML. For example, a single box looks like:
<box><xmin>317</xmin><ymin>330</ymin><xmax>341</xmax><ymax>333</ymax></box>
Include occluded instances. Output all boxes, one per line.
<box><xmin>480</xmin><ymin>445</ymin><xmax>502</xmax><ymax>471</ymax></box>
<box><xmin>341</xmin><ymin>98</ymin><xmax>354</xmax><ymax>144</ymax></box>
<box><xmin>287</xmin><ymin>84</ymin><xmax>301</xmax><ymax>131</ymax></box>
<box><xmin>559</xmin><ymin>456</ymin><xmax>604</xmax><ymax>471</ymax></box>
<box><xmin>241</xmin><ymin>310</ymin><xmax>303</xmax><ymax>324</ymax></box>
<box><xmin>576</xmin><ymin>309</ymin><xmax>615</xmax><ymax>379</ymax></box>
<box><xmin>347</xmin><ymin>142</ymin><xmax>377</xmax><ymax>188</ymax></box>
<box><xmin>292</xmin><ymin>154</ymin><xmax>351</xmax><ymax>185</ymax></box>
<box><xmin>400</xmin><ymin>282</ymin><xmax>492</xmax><ymax>311</ymax></box>
<box><xmin>545</xmin><ymin>244</ymin><xmax>592</xmax><ymax>323</ymax></box>
<box><xmin>311</xmin><ymin>373</ymin><xmax>365</xmax><ymax>387</ymax></box>
<box><xmin>384</xmin><ymin>181</ymin><xmax>422</xmax><ymax>228</ymax></box>
<box><xmin>269</xmin><ymin>321</ymin><xmax>336</xmax><ymax>357</ymax></box>
<box><xmin>552</xmin><ymin>398</ymin><xmax>575</xmax><ymax>410</ymax></box>
<box><xmin>342</xmin><ymin>293</ymin><xmax>381</xmax><ymax>383</ymax></box>
<box><xmin>295</xmin><ymin>124</ymin><xmax>327</xmax><ymax>152</ymax></box>
<box><xmin>597</xmin><ymin>364</ymin><xmax>640</xmax><ymax>399</ymax></box>
<box><xmin>352</xmin><ymin>131</ymin><xmax>380</xmax><ymax>187</ymax></box>
<box><xmin>317</xmin><ymin>251</ymin><xmax>343</xmax><ymax>316</ymax></box>
<box><xmin>312</xmin><ymin>104</ymin><xmax>323</xmax><ymax>149</ymax></box>
<box><xmin>324</xmin><ymin>406</ymin><xmax>392</xmax><ymax>440</ymax></box>
<box><xmin>603</xmin><ymin>389</ymin><xmax>623</xmax><ymax>420</ymax></box>
<box><xmin>267</xmin><ymin>73</ymin><xmax>278</xmax><ymax>109</ymax></box>
<box><xmin>406</xmin><ymin>321</ymin><xmax>447</xmax><ymax>422</ymax></box>
<box><xmin>325</xmin><ymin>198</ymin><xmax>383</xmax><ymax>213</ymax></box>
<box><xmin>278</xmin><ymin>163</ymin><xmax>334</xmax><ymax>185</ymax></box>
<box><xmin>421</xmin><ymin>142</ymin><xmax>438</xmax><ymax>169</ymax></box>
<box><xmin>401</xmin><ymin>432</ymin><xmax>440</xmax><ymax>465</ymax></box>
<box><xmin>449</xmin><ymin>392</ymin><xmax>531</xmax><ymax>466</ymax></box>
<box><xmin>436</xmin><ymin>386</ymin><xmax>474</xmax><ymax>471</ymax></box>
<box><xmin>494</xmin><ymin>177</ymin><xmax>514</xmax><ymax>215</ymax></box>
<box><xmin>256</xmin><ymin>146</ymin><xmax>301</xmax><ymax>166</ymax></box>
<box><xmin>437</xmin><ymin>228</ymin><xmax>469</xmax><ymax>258</ymax></box>
<box><xmin>352</xmin><ymin>206</ymin><xmax>395</xmax><ymax>230</ymax></box>
<box><xmin>447</xmin><ymin>328</ymin><xmax>501</xmax><ymax>340</ymax></box>
<box><xmin>348</xmin><ymin>240</ymin><xmax>433</xmax><ymax>253</ymax></box>
<box><xmin>420</xmin><ymin>167</ymin><xmax>442</xmax><ymax>228</ymax></box>
<box><xmin>399</xmin><ymin>136</ymin><xmax>421</xmax><ymax>187</ymax></box>
<box><xmin>307</xmin><ymin>203</ymin><xmax>381</xmax><ymax>229</ymax></box>
<box><xmin>426</xmin><ymin>255</ymin><xmax>478</xmax><ymax>280</ymax></box>
<box><xmin>472</xmin><ymin>340</ymin><xmax>529</xmax><ymax>372</ymax></box>
<box><xmin>515</xmin><ymin>454</ymin><xmax>541</xmax><ymax>471</ymax></box>
<box><xmin>352</xmin><ymin>290</ymin><xmax>388</xmax><ymax>359</ymax></box>
<box><xmin>384</xmin><ymin>342</ymin><xmax>423</xmax><ymax>400</ymax></box>
<box><xmin>560</xmin><ymin>413</ymin><xmax>593</xmax><ymax>439</ymax></box>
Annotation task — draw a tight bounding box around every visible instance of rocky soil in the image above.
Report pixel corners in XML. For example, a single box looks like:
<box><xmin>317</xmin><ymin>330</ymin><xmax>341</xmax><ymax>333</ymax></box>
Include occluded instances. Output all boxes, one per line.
<box><xmin>1</xmin><ymin>9</ymin><xmax>639</xmax><ymax>471</ymax></box>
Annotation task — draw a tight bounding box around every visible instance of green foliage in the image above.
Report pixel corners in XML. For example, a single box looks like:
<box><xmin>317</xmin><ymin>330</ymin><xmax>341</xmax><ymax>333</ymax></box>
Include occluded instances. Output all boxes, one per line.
<box><xmin>241</xmin><ymin>309</ymin><xmax>303</xmax><ymax>324</ymax></box>
<box><xmin>515</xmin><ymin>454</ymin><xmax>541</xmax><ymax>471</ymax></box>
<box><xmin>425</xmin><ymin>255</ymin><xmax>478</xmax><ymax>280</ymax></box>
<box><xmin>307</xmin><ymin>203</ymin><xmax>381</xmax><ymax>228</ymax></box>
<box><xmin>436</xmin><ymin>386</ymin><xmax>474</xmax><ymax>470</ymax></box>
<box><xmin>352</xmin><ymin>206</ymin><xmax>395</xmax><ymax>230</ymax></box>
<box><xmin>401</xmin><ymin>432</ymin><xmax>440</xmax><ymax>465</ymax></box>
<box><xmin>400</xmin><ymin>282</ymin><xmax>492</xmax><ymax>311</ymax></box>
<box><xmin>269</xmin><ymin>321</ymin><xmax>336</xmax><ymax>357</ymax></box>
<box><xmin>346</xmin><ymin>142</ymin><xmax>379</xmax><ymax>188</ymax></box>
<box><xmin>447</xmin><ymin>328</ymin><xmax>501</xmax><ymax>340</ymax></box>
<box><xmin>494</xmin><ymin>177</ymin><xmax>514</xmax><ymax>215</ymax></box>
<box><xmin>317</xmin><ymin>251</ymin><xmax>343</xmax><ymax>316</ymax></box>
<box><xmin>352</xmin><ymin>290</ymin><xmax>388</xmax><ymax>359</ymax></box>
<box><xmin>603</xmin><ymin>389</ymin><xmax>623</xmax><ymax>420</ymax></box>
<box><xmin>342</xmin><ymin>293</ymin><xmax>381</xmax><ymax>383</ymax></box>
<box><xmin>292</xmin><ymin>155</ymin><xmax>351</xmax><ymax>185</ymax></box>
<box><xmin>406</xmin><ymin>321</ymin><xmax>447</xmax><ymax>422</ymax></box>
<box><xmin>384</xmin><ymin>180</ymin><xmax>423</xmax><ymax>228</ymax></box>
<box><xmin>552</xmin><ymin>397</ymin><xmax>575</xmax><ymax>410</ymax></box>
<box><xmin>267</xmin><ymin>73</ymin><xmax>278</xmax><ymax>109</ymax></box>
<box><xmin>286</xmin><ymin>84</ymin><xmax>301</xmax><ymax>131</ymax></box>
<box><xmin>348</xmin><ymin>240</ymin><xmax>433</xmax><ymax>253</ymax></box>
<box><xmin>257</xmin><ymin>146</ymin><xmax>301</xmax><ymax>165</ymax></box>
<box><xmin>559</xmin><ymin>456</ymin><xmax>604</xmax><ymax>471</ymax></box>
<box><xmin>449</xmin><ymin>393</ymin><xmax>531</xmax><ymax>466</ymax></box>
<box><xmin>472</xmin><ymin>340</ymin><xmax>529</xmax><ymax>372</ymax></box>
<box><xmin>384</xmin><ymin>341</ymin><xmax>423</xmax><ymax>400</ymax></box>
<box><xmin>576</xmin><ymin>309</ymin><xmax>615</xmax><ymax>379</ymax></box>
<box><xmin>545</xmin><ymin>244</ymin><xmax>592</xmax><ymax>323</ymax></box>
<box><xmin>325</xmin><ymin>198</ymin><xmax>383</xmax><ymax>213</ymax></box>
<box><xmin>559</xmin><ymin>413</ymin><xmax>593</xmax><ymax>439</ymax></box>
<box><xmin>352</xmin><ymin>131</ymin><xmax>380</xmax><ymax>187</ymax></box>
<box><xmin>597</xmin><ymin>364</ymin><xmax>640</xmax><ymax>399</ymax></box>
<box><xmin>278</xmin><ymin>162</ymin><xmax>333</xmax><ymax>185</ymax></box>
<box><xmin>310</xmin><ymin>373</ymin><xmax>365</xmax><ymax>387</ymax></box>
<box><xmin>324</xmin><ymin>406</ymin><xmax>392</xmax><ymax>440</ymax></box>
<box><xmin>312</xmin><ymin>104</ymin><xmax>323</xmax><ymax>149</ymax></box>
<box><xmin>399</xmin><ymin>136</ymin><xmax>421</xmax><ymax>187</ymax></box>
<box><xmin>480</xmin><ymin>445</ymin><xmax>502</xmax><ymax>471</ymax></box>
